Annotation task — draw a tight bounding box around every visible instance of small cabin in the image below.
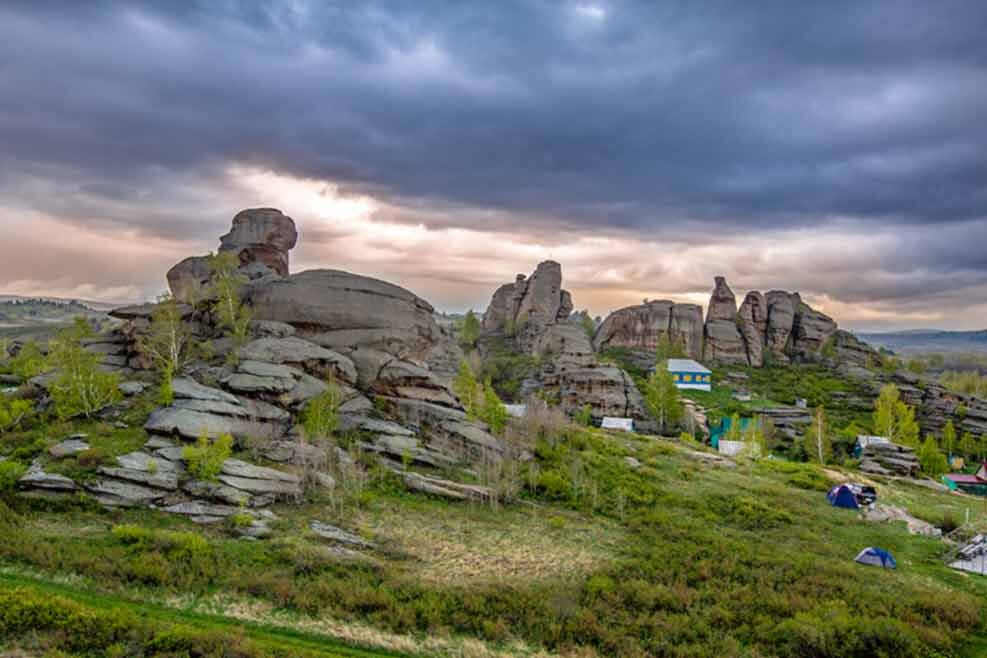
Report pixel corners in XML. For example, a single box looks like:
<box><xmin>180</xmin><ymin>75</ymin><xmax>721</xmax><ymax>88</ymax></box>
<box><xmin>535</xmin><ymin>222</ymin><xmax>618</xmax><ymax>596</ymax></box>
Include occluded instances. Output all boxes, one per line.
<box><xmin>943</xmin><ymin>465</ymin><xmax>987</xmax><ymax>497</ymax></box>
<box><xmin>601</xmin><ymin>417</ymin><xmax>634</xmax><ymax>432</ymax></box>
<box><xmin>666</xmin><ymin>359</ymin><xmax>712</xmax><ymax>391</ymax></box>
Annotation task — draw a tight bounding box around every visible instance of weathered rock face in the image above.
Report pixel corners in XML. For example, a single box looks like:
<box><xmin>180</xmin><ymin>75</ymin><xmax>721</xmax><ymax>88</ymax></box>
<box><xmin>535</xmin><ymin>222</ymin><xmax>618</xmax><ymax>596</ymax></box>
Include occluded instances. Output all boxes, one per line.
<box><xmin>702</xmin><ymin>278</ymin><xmax>746</xmax><ymax>364</ymax></box>
<box><xmin>534</xmin><ymin>323</ymin><xmax>596</xmax><ymax>372</ymax></box>
<box><xmin>480</xmin><ymin>261</ymin><xmax>573</xmax><ymax>353</ymax></box>
<box><xmin>247</xmin><ymin>269</ymin><xmax>450</xmax><ymax>365</ymax></box>
<box><xmin>166</xmin><ymin>208</ymin><xmax>298</xmax><ymax>303</ymax></box>
<box><xmin>219</xmin><ymin>208</ymin><xmax>298</xmax><ymax>277</ymax></box>
<box><xmin>738</xmin><ymin>292</ymin><xmax>767</xmax><ymax>368</ymax></box>
<box><xmin>166</xmin><ymin>256</ymin><xmax>212</xmax><ymax>304</ymax></box>
<box><xmin>790</xmin><ymin>299</ymin><xmax>838</xmax><ymax>357</ymax></box>
<box><xmin>593</xmin><ymin>300</ymin><xmax>703</xmax><ymax>359</ymax></box>
<box><xmin>764</xmin><ymin>291</ymin><xmax>796</xmax><ymax>363</ymax></box>
<box><xmin>540</xmin><ymin>366</ymin><xmax>653</xmax><ymax>431</ymax></box>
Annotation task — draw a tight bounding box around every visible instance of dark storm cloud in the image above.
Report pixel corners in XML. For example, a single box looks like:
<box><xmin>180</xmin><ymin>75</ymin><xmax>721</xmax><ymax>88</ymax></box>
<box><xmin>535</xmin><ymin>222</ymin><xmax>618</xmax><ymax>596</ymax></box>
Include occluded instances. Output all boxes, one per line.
<box><xmin>2</xmin><ymin>0</ymin><xmax>987</xmax><ymax>235</ymax></box>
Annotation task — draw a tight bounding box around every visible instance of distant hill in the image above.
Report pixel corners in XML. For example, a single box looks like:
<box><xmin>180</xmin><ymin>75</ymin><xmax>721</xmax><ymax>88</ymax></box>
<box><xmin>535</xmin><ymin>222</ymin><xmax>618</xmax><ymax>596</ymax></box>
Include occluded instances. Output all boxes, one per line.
<box><xmin>0</xmin><ymin>294</ymin><xmax>121</xmax><ymax>312</ymax></box>
<box><xmin>856</xmin><ymin>329</ymin><xmax>987</xmax><ymax>355</ymax></box>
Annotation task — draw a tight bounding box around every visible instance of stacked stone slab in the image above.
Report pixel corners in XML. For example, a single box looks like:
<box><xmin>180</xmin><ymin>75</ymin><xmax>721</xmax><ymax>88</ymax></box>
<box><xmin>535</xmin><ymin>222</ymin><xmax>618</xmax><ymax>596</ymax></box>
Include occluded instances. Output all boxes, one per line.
<box><xmin>858</xmin><ymin>441</ymin><xmax>920</xmax><ymax>477</ymax></box>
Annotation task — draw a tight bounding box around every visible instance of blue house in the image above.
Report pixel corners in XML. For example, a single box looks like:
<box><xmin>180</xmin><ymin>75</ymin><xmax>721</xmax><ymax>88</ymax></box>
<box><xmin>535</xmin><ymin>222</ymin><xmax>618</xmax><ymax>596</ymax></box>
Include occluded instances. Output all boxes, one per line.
<box><xmin>666</xmin><ymin>358</ymin><xmax>712</xmax><ymax>391</ymax></box>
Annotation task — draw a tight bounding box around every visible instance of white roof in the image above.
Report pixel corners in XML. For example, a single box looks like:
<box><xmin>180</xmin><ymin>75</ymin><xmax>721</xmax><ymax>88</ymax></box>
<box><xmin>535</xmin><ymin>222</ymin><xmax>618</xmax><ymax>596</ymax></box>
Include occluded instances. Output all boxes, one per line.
<box><xmin>666</xmin><ymin>358</ymin><xmax>711</xmax><ymax>374</ymax></box>
<box><xmin>601</xmin><ymin>417</ymin><xmax>634</xmax><ymax>431</ymax></box>
<box><xmin>856</xmin><ymin>435</ymin><xmax>889</xmax><ymax>446</ymax></box>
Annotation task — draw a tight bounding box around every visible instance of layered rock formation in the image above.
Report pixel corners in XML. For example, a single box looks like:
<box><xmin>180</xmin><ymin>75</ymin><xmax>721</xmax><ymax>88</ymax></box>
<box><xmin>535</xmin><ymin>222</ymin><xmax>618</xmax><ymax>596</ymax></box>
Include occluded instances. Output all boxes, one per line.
<box><xmin>55</xmin><ymin>207</ymin><xmax>509</xmax><ymax>514</ymax></box>
<box><xmin>702</xmin><ymin>277</ymin><xmax>747</xmax><ymax>364</ymax></box>
<box><xmin>593</xmin><ymin>300</ymin><xmax>703</xmax><ymax>359</ymax></box>
<box><xmin>167</xmin><ymin>208</ymin><xmax>297</xmax><ymax>303</ymax></box>
<box><xmin>481</xmin><ymin>261</ymin><xmax>573</xmax><ymax>353</ymax></box>
<box><xmin>480</xmin><ymin>261</ymin><xmax>654</xmax><ymax>428</ymax></box>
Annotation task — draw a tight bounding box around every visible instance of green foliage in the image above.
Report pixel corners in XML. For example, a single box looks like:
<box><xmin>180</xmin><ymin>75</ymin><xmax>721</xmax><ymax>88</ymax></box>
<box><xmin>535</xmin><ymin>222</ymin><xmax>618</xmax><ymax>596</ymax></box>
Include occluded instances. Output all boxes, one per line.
<box><xmin>942</xmin><ymin>419</ymin><xmax>957</xmax><ymax>455</ymax></box>
<box><xmin>654</xmin><ymin>332</ymin><xmax>686</xmax><ymax>361</ymax></box>
<box><xmin>579</xmin><ymin>312</ymin><xmax>596</xmax><ymax>340</ymax></box>
<box><xmin>6</xmin><ymin>340</ymin><xmax>46</xmax><ymax>380</ymax></box>
<box><xmin>960</xmin><ymin>432</ymin><xmax>978</xmax><ymax>461</ymax></box>
<box><xmin>873</xmin><ymin>383</ymin><xmax>919</xmax><ymax>447</ymax></box>
<box><xmin>182</xmin><ymin>432</ymin><xmax>233</xmax><ymax>481</ymax></box>
<box><xmin>642</xmin><ymin>361</ymin><xmax>682</xmax><ymax>434</ymax></box>
<box><xmin>479</xmin><ymin>380</ymin><xmax>508</xmax><ymax>435</ymax></box>
<box><xmin>478</xmin><ymin>337</ymin><xmax>538</xmax><ymax>400</ymax></box>
<box><xmin>207</xmin><ymin>252</ymin><xmax>251</xmax><ymax>360</ymax></box>
<box><xmin>806</xmin><ymin>406</ymin><xmax>832</xmax><ymax>465</ymax></box>
<box><xmin>459</xmin><ymin>309</ymin><xmax>480</xmax><ymax>347</ymax></box>
<box><xmin>302</xmin><ymin>376</ymin><xmax>341</xmax><ymax>440</ymax></box>
<box><xmin>0</xmin><ymin>397</ymin><xmax>32</xmax><ymax>434</ymax></box>
<box><xmin>47</xmin><ymin>319</ymin><xmax>121</xmax><ymax>420</ymax></box>
<box><xmin>917</xmin><ymin>435</ymin><xmax>949</xmax><ymax>477</ymax></box>
<box><xmin>906</xmin><ymin>357</ymin><xmax>928</xmax><ymax>374</ymax></box>
<box><xmin>137</xmin><ymin>294</ymin><xmax>196</xmax><ymax>387</ymax></box>
<box><xmin>940</xmin><ymin>369</ymin><xmax>987</xmax><ymax>398</ymax></box>
<box><xmin>574</xmin><ymin>403</ymin><xmax>594</xmax><ymax>427</ymax></box>
<box><xmin>453</xmin><ymin>359</ymin><xmax>481</xmax><ymax>417</ymax></box>
<box><xmin>0</xmin><ymin>460</ymin><xmax>27</xmax><ymax>494</ymax></box>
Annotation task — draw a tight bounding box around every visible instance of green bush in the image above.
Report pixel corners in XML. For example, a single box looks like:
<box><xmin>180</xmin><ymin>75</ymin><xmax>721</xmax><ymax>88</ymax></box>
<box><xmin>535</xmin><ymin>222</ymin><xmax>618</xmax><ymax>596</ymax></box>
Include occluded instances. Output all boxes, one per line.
<box><xmin>182</xmin><ymin>432</ymin><xmax>233</xmax><ymax>481</ymax></box>
<box><xmin>0</xmin><ymin>460</ymin><xmax>26</xmax><ymax>494</ymax></box>
<box><xmin>301</xmin><ymin>376</ymin><xmax>341</xmax><ymax>440</ymax></box>
<box><xmin>0</xmin><ymin>397</ymin><xmax>32</xmax><ymax>433</ymax></box>
<box><xmin>47</xmin><ymin>319</ymin><xmax>121</xmax><ymax>419</ymax></box>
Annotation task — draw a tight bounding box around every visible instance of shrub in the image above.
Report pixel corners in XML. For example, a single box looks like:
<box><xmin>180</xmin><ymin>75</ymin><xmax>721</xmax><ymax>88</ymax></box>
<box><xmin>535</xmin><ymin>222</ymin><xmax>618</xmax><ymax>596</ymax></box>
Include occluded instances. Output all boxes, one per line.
<box><xmin>208</xmin><ymin>252</ymin><xmax>251</xmax><ymax>362</ymax></box>
<box><xmin>47</xmin><ymin>318</ymin><xmax>121</xmax><ymax>419</ymax></box>
<box><xmin>0</xmin><ymin>397</ymin><xmax>32</xmax><ymax>433</ymax></box>
<box><xmin>479</xmin><ymin>381</ymin><xmax>508</xmax><ymax>435</ymax></box>
<box><xmin>0</xmin><ymin>460</ymin><xmax>26</xmax><ymax>494</ymax></box>
<box><xmin>302</xmin><ymin>376</ymin><xmax>341</xmax><ymax>440</ymax></box>
<box><xmin>7</xmin><ymin>340</ymin><xmax>46</xmax><ymax>380</ymax></box>
<box><xmin>182</xmin><ymin>432</ymin><xmax>233</xmax><ymax>481</ymax></box>
<box><xmin>574</xmin><ymin>404</ymin><xmax>594</xmax><ymax>427</ymax></box>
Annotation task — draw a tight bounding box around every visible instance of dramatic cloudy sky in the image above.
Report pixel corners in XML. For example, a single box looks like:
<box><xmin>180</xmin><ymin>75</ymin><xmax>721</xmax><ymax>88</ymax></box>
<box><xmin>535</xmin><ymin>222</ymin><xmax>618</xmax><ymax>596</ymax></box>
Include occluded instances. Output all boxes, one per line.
<box><xmin>2</xmin><ymin>1</ymin><xmax>986</xmax><ymax>330</ymax></box>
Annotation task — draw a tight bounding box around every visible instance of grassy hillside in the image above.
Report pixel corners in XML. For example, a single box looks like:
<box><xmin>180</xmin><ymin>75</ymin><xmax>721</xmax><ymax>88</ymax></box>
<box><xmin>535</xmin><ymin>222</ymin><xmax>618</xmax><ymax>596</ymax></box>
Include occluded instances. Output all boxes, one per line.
<box><xmin>2</xmin><ymin>383</ymin><xmax>987</xmax><ymax>657</ymax></box>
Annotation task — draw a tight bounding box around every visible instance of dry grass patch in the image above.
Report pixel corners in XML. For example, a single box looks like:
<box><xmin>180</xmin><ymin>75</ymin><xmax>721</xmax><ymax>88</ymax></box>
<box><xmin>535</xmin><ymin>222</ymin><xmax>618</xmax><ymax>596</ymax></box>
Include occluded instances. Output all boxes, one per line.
<box><xmin>361</xmin><ymin>501</ymin><xmax>625</xmax><ymax>585</ymax></box>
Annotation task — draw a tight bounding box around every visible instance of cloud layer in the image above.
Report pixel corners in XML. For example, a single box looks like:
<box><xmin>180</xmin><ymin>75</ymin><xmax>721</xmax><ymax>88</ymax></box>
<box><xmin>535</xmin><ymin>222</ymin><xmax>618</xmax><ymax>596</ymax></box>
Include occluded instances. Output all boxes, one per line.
<box><xmin>1</xmin><ymin>1</ymin><xmax>986</xmax><ymax>329</ymax></box>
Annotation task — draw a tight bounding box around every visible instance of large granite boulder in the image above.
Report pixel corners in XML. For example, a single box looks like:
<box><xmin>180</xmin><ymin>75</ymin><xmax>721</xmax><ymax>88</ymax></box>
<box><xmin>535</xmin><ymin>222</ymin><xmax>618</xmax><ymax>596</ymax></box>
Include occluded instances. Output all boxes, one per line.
<box><xmin>765</xmin><ymin>291</ymin><xmax>796</xmax><ymax>363</ymax></box>
<box><xmin>534</xmin><ymin>323</ymin><xmax>596</xmax><ymax>372</ymax></box>
<box><xmin>703</xmin><ymin>277</ymin><xmax>746</xmax><ymax>364</ymax></box>
<box><xmin>165</xmin><ymin>208</ymin><xmax>297</xmax><ymax>302</ymax></box>
<box><xmin>790</xmin><ymin>298</ymin><xmax>838</xmax><ymax>357</ymax></box>
<box><xmin>593</xmin><ymin>300</ymin><xmax>703</xmax><ymax>359</ymax></box>
<box><xmin>247</xmin><ymin>269</ymin><xmax>448</xmax><ymax>364</ymax></box>
<box><xmin>738</xmin><ymin>292</ymin><xmax>768</xmax><ymax>367</ymax></box>
<box><xmin>166</xmin><ymin>256</ymin><xmax>213</xmax><ymax>304</ymax></box>
<box><xmin>219</xmin><ymin>208</ymin><xmax>298</xmax><ymax>277</ymax></box>
<box><xmin>540</xmin><ymin>366</ymin><xmax>650</xmax><ymax>429</ymax></box>
<box><xmin>480</xmin><ymin>261</ymin><xmax>573</xmax><ymax>353</ymax></box>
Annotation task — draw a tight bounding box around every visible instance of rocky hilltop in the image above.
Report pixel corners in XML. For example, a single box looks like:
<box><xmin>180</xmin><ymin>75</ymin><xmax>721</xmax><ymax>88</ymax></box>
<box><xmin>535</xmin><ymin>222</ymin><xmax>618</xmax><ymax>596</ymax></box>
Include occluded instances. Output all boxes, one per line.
<box><xmin>594</xmin><ymin>275</ymin><xmax>862</xmax><ymax>368</ymax></box>
<box><xmin>21</xmin><ymin>209</ymin><xmax>506</xmax><ymax>516</ymax></box>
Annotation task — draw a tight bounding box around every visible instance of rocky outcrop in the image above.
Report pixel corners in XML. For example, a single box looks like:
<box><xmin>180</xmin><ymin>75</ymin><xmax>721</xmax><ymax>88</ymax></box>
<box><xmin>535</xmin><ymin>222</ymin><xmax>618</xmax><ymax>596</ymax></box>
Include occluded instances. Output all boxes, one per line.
<box><xmin>737</xmin><ymin>292</ymin><xmax>767</xmax><ymax>367</ymax></box>
<box><xmin>593</xmin><ymin>300</ymin><xmax>703</xmax><ymax>359</ymax></box>
<box><xmin>247</xmin><ymin>269</ymin><xmax>455</xmax><ymax>369</ymax></box>
<box><xmin>166</xmin><ymin>209</ymin><xmax>297</xmax><ymax>303</ymax></box>
<box><xmin>540</xmin><ymin>366</ymin><xmax>651</xmax><ymax>430</ymax></box>
<box><xmin>764</xmin><ymin>291</ymin><xmax>796</xmax><ymax>363</ymax></box>
<box><xmin>858</xmin><ymin>441</ymin><xmax>920</xmax><ymax>477</ymax></box>
<box><xmin>219</xmin><ymin>208</ymin><xmax>298</xmax><ymax>277</ymax></box>
<box><xmin>702</xmin><ymin>278</ymin><xmax>746</xmax><ymax>364</ymax></box>
<box><xmin>480</xmin><ymin>261</ymin><xmax>572</xmax><ymax>353</ymax></box>
<box><xmin>534</xmin><ymin>323</ymin><xmax>596</xmax><ymax>372</ymax></box>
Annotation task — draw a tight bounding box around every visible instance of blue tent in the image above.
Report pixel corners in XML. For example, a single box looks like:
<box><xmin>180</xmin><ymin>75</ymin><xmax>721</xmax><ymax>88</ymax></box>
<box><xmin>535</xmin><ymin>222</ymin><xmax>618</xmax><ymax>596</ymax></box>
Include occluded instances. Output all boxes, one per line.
<box><xmin>827</xmin><ymin>484</ymin><xmax>860</xmax><ymax>509</ymax></box>
<box><xmin>855</xmin><ymin>547</ymin><xmax>896</xmax><ymax>569</ymax></box>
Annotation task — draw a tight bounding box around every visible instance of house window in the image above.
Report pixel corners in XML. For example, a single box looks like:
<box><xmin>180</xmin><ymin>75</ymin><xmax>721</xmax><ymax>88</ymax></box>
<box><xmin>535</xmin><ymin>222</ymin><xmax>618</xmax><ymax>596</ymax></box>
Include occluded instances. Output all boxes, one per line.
<box><xmin>684</xmin><ymin>374</ymin><xmax>692</xmax><ymax>382</ymax></box>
